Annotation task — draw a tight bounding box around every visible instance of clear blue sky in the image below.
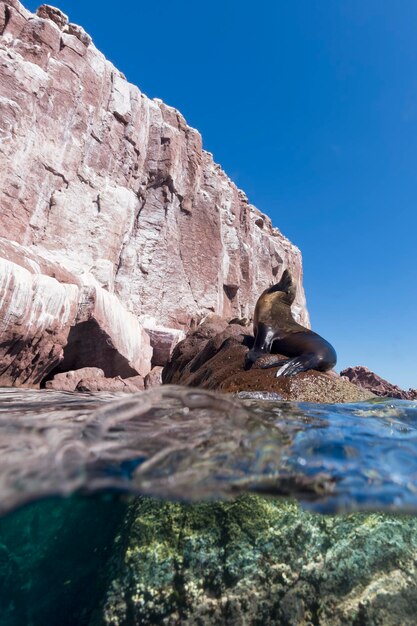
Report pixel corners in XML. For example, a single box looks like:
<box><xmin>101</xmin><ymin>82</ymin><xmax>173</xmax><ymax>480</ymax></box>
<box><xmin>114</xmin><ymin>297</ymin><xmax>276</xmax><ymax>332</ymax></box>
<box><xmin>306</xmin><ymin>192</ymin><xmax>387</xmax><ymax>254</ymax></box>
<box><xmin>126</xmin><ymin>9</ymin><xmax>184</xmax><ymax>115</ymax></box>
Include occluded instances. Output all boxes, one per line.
<box><xmin>27</xmin><ymin>0</ymin><xmax>417</xmax><ymax>389</ymax></box>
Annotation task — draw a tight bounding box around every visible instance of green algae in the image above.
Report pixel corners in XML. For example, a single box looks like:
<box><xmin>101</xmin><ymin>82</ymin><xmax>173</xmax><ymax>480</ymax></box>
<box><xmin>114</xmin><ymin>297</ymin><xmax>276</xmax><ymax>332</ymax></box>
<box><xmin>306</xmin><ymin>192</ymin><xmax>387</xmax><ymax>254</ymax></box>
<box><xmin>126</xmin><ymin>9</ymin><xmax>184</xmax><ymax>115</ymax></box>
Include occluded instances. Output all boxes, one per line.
<box><xmin>98</xmin><ymin>496</ymin><xmax>417</xmax><ymax>626</ymax></box>
<box><xmin>1</xmin><ymin>493</ymin><xmax>417</xmax><ymax>625</ymax></box>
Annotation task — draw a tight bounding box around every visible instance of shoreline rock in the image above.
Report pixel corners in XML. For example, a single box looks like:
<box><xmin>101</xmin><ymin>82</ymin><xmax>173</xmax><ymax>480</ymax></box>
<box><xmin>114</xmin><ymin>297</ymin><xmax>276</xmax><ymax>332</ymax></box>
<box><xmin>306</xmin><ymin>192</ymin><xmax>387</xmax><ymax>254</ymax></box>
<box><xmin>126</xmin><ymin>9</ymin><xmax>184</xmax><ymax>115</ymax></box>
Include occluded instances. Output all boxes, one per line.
<box><xmin>163</xmin><ymin>316</ymin><xmax>375</xmax><ymax>403</ymax></box>
<box><xmin>0</xmin><ymin>240</ymin><xmax>152</xmax><ymax>386</ymax></box>
<box><xmin>341</xmin><ymin>366</ymin><xmax>417</xmax><ymax>401</ymax></box>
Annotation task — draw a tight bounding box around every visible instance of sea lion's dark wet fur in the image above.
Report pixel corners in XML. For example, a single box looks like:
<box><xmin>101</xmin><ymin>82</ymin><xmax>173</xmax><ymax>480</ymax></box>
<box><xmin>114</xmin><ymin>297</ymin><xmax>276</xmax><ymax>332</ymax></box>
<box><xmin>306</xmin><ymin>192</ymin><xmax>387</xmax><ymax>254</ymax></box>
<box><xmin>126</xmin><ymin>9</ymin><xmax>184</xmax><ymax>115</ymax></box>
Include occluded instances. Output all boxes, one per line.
<box><xmin>245</xmin><ymin>270</ymin><xmax>336</xmax><ymax>377</ymax></box>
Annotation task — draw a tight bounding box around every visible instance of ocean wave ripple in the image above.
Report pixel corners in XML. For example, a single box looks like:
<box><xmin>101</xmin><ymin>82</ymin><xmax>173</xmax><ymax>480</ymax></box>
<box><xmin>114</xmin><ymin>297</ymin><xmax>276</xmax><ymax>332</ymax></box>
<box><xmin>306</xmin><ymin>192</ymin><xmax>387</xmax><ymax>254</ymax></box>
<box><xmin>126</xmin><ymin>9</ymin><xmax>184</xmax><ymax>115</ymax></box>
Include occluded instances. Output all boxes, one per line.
<box><xmin>1</xmin><ymin>385</ymin><xmax>417</xmax><ymax>515</ymax></box>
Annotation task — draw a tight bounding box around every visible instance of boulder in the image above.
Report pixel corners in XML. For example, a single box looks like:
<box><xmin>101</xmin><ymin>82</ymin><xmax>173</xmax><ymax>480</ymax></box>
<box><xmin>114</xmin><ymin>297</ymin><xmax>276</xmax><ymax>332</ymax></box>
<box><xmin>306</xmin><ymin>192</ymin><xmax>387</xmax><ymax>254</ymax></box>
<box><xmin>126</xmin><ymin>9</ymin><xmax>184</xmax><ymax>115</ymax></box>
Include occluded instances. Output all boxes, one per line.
<box><xmin>36</xmin><ymin>5</ymin><xmax>68</xmax><ymax>30</ymax></box>
<box><xmin>341</xmin><ymin>366</ymin><xmax>417</xmax><ymax>400</ymax></box>
<box><xmin>141</xmin><ymin>317</ymin><xmax>185</xmax><ymax>366</ymax></box>
<box><xmin>163</xmin><ymin>318</ymin><xmax>375</xmax><ymax>403</ymax></box>
<box><xmin>0</xmin><ymin>239</ymin><xmax>152</xmax><ymax>386</ymax></box>
<box><xmin>144</xmin><ymin>366</ymin><xmax>163</xmax><ymax>389</ymax></box>
<box><xmin>75</xmin><ymin>375</ymin><xmax>144</xmax><ymax>393</ymax></box>
<box><xmin>45</xmin><ymin>367</ymin><xmax>105</xmax><ymax>391</ymax></box>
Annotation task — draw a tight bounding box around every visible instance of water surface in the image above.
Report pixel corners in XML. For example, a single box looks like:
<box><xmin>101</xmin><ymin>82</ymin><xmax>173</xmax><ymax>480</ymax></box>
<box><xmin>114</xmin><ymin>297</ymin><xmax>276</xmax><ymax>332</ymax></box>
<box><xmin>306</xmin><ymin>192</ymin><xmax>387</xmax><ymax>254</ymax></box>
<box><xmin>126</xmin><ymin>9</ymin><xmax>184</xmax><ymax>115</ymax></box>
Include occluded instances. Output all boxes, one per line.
<box><xmin>1</xmin><ymin>385</ymin><xmax>417</xmax><ymax>515</ymax></box>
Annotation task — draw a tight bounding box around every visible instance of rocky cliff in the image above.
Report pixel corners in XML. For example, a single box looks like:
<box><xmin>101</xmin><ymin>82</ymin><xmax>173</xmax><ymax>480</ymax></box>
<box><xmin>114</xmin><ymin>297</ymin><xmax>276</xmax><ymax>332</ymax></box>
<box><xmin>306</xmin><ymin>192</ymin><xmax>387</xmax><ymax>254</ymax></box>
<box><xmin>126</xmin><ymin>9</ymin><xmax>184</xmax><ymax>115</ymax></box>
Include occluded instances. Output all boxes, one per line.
<box><xmin>0</xmin><ymin>0</ymin><xmax>309</xmax><ymax>386</ymax></box>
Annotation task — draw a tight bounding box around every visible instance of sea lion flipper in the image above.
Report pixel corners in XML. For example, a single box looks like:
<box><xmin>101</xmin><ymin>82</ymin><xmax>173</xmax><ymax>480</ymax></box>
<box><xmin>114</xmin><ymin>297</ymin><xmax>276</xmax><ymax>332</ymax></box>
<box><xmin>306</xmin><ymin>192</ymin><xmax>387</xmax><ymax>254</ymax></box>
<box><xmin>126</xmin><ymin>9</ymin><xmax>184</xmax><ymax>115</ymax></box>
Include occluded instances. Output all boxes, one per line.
<box><xmin>256</xmin><ymin>358</ymin><xmax>289</xmax><ymax>370</ymax></box>
<box><xmin>275</xmin><ymin>354</ymin><xmax>318</xmax><ymax>377</ymax></box>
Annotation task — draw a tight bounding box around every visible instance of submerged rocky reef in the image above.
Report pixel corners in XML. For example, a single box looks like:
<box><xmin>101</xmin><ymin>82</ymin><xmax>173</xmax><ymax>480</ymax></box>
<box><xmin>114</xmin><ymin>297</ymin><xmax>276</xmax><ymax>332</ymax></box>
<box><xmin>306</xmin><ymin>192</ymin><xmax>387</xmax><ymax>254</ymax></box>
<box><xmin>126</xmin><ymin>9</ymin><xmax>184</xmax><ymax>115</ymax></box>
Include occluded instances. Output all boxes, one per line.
<box><xmin>98</xmin><ymin>495</ymin><xmax>417</xmax><ymax>626</ymax></box>
<box><xmin>2</xmin><ymin>492</ymin><xmax>417</xmax><ymax>626</ymax></box>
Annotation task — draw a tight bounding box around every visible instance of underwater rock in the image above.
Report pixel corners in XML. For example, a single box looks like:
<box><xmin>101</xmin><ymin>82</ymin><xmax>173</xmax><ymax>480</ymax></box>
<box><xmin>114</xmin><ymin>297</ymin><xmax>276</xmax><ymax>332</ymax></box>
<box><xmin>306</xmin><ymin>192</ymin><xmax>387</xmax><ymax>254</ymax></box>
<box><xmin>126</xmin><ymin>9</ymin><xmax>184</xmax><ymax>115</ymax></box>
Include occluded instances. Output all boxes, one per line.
<box><xmin>97</xmin><ymin>495</ymin><xmax>417</xmax><ymax>626</ymax></box>
<box><xmin>0</xmin><ymin>0</ymin><xmax>309</xmax><ymax>363</ymax></box>
<box><xmin>341</xmin><ymin>366</ymin><xmax>417</xmax><ymax>401</ymax></box>
<box><xmin>163</xmin><ymin>317</ymin><xmax>374</xmax><ymax>403</ymax></box>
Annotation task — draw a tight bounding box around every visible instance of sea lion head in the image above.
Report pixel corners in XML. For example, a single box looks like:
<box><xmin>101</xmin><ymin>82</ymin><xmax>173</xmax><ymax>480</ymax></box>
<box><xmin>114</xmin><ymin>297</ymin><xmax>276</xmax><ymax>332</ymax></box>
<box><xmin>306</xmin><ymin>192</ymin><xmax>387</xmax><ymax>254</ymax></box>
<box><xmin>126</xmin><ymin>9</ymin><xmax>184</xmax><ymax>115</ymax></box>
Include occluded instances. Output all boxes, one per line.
<box><xmin>267</xmin><ymin>269</ymin><xmax>296</xmax><ymax>306</ymax></box>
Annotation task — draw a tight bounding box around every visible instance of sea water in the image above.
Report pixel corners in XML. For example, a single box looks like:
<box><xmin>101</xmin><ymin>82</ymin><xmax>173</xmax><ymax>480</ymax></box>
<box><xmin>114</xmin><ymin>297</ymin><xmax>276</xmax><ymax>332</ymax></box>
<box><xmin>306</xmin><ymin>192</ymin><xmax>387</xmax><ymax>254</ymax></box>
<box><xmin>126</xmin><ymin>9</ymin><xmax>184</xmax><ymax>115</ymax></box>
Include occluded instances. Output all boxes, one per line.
<box><xmin>0</xmin><ymin>386</ymin><xmax>416</xmax><ymax>625</ymax></box>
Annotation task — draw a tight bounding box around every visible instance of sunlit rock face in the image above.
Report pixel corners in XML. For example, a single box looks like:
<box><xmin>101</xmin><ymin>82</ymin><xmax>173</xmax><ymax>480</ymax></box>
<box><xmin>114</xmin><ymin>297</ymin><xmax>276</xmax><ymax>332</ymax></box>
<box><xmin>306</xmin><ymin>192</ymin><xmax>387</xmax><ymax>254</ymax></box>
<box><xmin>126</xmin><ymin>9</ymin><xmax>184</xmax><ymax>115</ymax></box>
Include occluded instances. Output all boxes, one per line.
<box><xmin>0</xmin><ymin>0</ymin><xmax>309</xmax><ymax>385</ymax></box>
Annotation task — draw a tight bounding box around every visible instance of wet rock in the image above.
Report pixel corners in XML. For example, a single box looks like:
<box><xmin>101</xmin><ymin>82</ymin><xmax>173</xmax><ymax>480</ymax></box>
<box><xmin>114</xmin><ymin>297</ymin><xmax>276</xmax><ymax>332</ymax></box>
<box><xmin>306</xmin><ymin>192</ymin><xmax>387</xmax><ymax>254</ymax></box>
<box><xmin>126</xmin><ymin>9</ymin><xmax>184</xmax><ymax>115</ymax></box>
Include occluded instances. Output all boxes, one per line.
<box><xmin>163</xmin><ymin>318</ymin><xmax>374</xmax><ymax>403</ymax></box>
<box><xmin>45</xmin><ymin>367</ymin><xmax>105</xmax><ymax>391</ymax></box>
<box><xmin>97</xmin><ymin>495</ymin><xmax>417</xmax><ymax>626</ymax></box>
<box><xmin>341</xmin><ymin>366</ymin><xmax>417</xmax><ymax>401</ymax></box>
<box><xmin>222</xmin><ymin>369</ymin><xmax>375</xmax><ymax>403</ymax></box>
<box><xmin>75</xmin><ymin>375</ymin><xmax>144</xmax><ymax>393</ymax></box>
<box><xmin>144</xmin><ymin>366</ymin><xmax>163</xmax><ymax>389</ymax></box>
<box><xmin>235</xmin><ymin>390</ymin><xmax>284</xmax><ymax>400</ymax></box>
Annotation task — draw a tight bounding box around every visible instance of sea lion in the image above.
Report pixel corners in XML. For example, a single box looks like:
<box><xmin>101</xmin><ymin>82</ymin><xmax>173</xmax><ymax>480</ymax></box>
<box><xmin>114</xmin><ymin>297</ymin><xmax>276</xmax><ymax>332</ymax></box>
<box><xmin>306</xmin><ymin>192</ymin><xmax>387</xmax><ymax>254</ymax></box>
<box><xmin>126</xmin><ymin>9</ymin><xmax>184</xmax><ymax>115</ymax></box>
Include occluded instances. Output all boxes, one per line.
<box><xmin>245</xmin><ymin>269</ymin><xmax>336</xmax><ymax>376</ymax></box>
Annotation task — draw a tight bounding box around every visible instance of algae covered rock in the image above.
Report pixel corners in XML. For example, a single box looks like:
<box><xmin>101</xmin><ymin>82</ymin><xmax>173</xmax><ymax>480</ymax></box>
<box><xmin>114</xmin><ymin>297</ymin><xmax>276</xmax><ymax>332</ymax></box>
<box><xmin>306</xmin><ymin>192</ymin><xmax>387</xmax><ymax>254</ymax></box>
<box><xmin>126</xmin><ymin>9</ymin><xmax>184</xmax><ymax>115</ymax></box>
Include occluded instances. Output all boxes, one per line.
<box><xmin>98</xmin><ymin>495</ymin><xmax>417</xmax><ymax>626</ymax></box>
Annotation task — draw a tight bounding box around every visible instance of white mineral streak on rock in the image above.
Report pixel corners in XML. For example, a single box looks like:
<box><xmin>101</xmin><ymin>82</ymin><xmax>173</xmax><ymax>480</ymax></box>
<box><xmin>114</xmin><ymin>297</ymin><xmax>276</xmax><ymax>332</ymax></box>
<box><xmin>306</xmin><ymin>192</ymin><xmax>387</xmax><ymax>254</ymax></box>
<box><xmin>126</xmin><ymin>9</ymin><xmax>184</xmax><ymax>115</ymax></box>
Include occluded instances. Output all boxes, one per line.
<box><xmin>81</xmin><ymin>275</ymin><xmax>153</xmax><ymax>377</ymax></box>
<box><xmin>0</xmin><ymin>258</ymin><xmax>76</xmax><ymax>332</ymax></box>
<box><xmin>0</xmin><ymin>240</ymin><xmax>152</xmax><ymax>384</ymax></box>
<box><xmin>0</xmin><ymin>0</ymin><xmax>309</xmax><ymax>386</ymax></box>
<box><xmin>140</xmin><ymin>316</ymin><xmax>186</xmax><ymax>366</ymax></box>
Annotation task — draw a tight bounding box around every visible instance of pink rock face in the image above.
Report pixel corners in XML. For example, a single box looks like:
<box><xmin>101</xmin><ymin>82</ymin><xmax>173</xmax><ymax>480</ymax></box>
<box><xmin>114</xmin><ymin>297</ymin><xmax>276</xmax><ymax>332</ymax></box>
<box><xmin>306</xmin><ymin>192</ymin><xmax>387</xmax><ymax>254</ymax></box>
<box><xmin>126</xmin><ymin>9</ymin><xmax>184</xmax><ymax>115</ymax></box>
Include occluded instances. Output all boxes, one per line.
<box><xmin>0</xmin><ymin>1</ymin><xmax>309</xmax><ymax>321</ymax></box>
<box><xmin>141</xmin><ymin>319</ymin><xmax>185</xmax><ymax>367</ymax></box>
<box><xmin>0</xmin><ymin>240</ymin><xmax>152</xmax><ymax>386</ymax></box>
<box><xmin>340</xmin><ymin>366</ymin><xmax>417</xmax><ymax>400</ymax></box>
<box><xmin>0</xmin><ymin>0</ymin><xmax>310</xmax><ymax>387</ymax></box>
